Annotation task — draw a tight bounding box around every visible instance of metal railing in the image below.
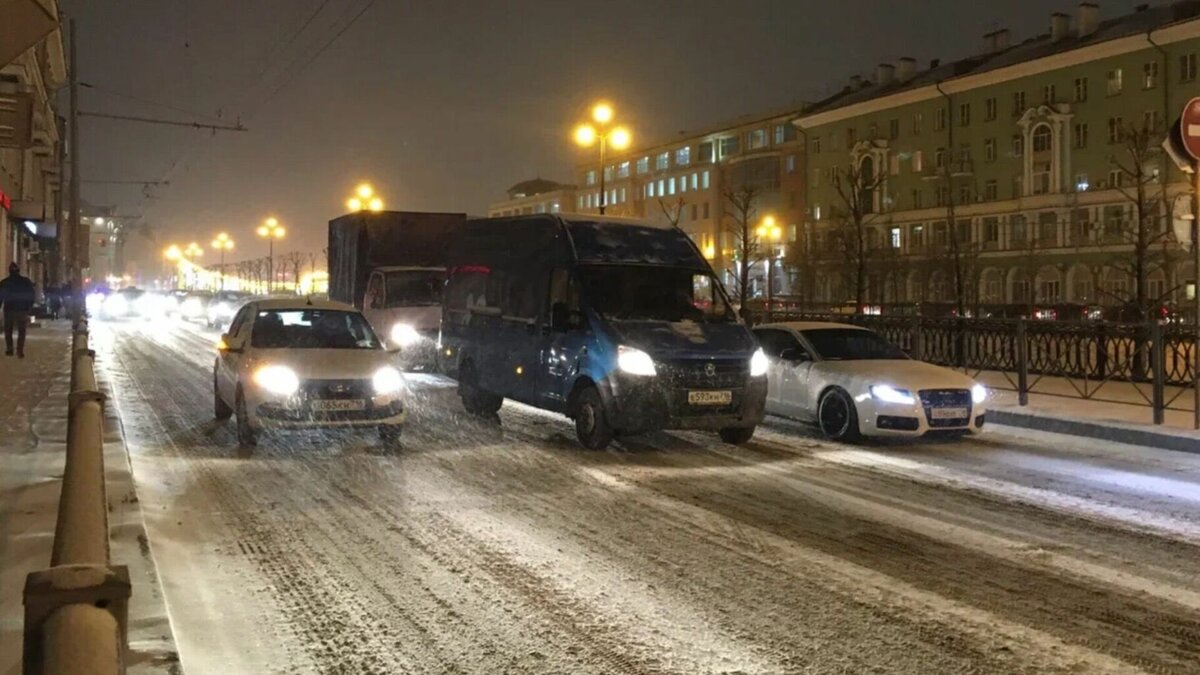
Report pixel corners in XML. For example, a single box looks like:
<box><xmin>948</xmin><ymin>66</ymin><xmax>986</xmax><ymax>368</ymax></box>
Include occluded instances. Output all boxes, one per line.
<box><xmin>761</xmin><ymin>311</ymin><xmax>1199</xmax><ymax>426</ymax></box>
<box><xmin>23</xmin><ymin>321</ymin><xmax>130</xmax><ymax>675</ymax></box>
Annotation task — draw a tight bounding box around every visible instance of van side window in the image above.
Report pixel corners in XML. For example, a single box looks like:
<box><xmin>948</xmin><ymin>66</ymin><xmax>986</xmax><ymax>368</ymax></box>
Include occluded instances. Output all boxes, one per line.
<box><xmin>548</xmin><ymin>269</ymin><xmax>580</xmax><ymax>313</ymax></box>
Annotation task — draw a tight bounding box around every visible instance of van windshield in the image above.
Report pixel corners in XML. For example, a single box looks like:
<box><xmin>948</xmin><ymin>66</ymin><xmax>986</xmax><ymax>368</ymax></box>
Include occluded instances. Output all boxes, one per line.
<box><xmin>577</xmin><ymin>265</ymin><xmax>735</xmax><ymax>323</ymax></box>
<box><xmin>385</xmin><ymin>270</ymin><xmax>443</xmax><ymax>307</ymax></box>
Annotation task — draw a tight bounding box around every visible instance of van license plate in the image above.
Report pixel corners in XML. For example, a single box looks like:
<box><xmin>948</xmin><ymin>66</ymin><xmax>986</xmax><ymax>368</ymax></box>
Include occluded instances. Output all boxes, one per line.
<box><xmin>312</xmin><ymin>399</ymin><xmax>366</xmax><ymax>412</ymax></box>
<box><xmin>688</xmin><ymin>390</ymin><xmax>732</xmax><ymax>406</ymax></box>
<box><xmin>930</xmin><ymin>407</ymin><xmax>967</xmax><ymax>419</ymax></box>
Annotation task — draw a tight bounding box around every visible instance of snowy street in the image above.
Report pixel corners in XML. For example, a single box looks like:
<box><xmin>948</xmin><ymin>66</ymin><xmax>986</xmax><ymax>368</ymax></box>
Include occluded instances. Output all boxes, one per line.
<box><xmin>93</xmin><ymin>318</ymin><xmax>1200</xmax><ymax>675</ymax></box>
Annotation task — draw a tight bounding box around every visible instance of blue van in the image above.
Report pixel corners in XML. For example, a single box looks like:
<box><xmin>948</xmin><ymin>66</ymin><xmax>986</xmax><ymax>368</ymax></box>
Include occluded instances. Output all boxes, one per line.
<box><xmin>440</xmin><ymin>215</ymin><xmax>767</xmax><ymax>449</ymax></box>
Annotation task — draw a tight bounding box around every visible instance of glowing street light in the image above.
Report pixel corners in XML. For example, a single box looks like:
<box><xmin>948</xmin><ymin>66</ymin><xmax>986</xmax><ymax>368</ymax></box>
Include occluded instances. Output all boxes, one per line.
<box><xmin>211</xmin><ymin>232</ymin><xmax>235</xmax><ymax>290</ymax></box>
<box><xmin>756</xmin><ymin>215</ymin><xmax>783</xmax><ymax>320</ymax></box>
<box><xmin>346</xmin><ymin>182</ymin><xmax>384</xmax><ymax>212</ymax></box>
<box><xmin>257</xmin><ymin>217</ymin><xmax>285</xmax><ymax>293</ymax></box>
<box><xmin>573</xmin><ymin>100</ymin><xmax>632</xmax><ymax>216</ymax></box>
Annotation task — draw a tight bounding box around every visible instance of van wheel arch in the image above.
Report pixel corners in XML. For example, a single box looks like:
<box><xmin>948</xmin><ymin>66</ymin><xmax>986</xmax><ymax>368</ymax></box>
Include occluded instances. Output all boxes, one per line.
<box><xmin>566</xmin><ymin>377</ymin><xmax>599</xmax><ymax>419</ymax></box>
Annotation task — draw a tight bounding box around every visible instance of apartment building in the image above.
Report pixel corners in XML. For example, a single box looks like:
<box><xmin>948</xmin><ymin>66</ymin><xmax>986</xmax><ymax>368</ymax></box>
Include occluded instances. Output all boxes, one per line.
<box><xmin>796</xmin><ymin>1</ymin><xmax>1200</xmax><ymax>310</ymax></box>
<box><xmin>488</xmin><ymin>178</ymin><xmax>575</xmax><ymax>217</ymax></box>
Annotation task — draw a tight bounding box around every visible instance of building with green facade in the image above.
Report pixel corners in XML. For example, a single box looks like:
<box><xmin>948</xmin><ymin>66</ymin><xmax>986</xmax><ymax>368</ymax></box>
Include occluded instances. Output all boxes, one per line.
<box><xmin>794</xmin><ymin>1</ymin><xmax>1199</xmax><ymax>315</ymax></box>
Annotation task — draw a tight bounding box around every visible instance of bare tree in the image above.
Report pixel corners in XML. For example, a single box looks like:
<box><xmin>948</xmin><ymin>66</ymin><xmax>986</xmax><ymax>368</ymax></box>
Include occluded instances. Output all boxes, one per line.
<box><xmin>284</xmin><ymin>251</ymin><xmax>306</xmax><ymax>291</ymax></box>
<box><xmin>721</xmin><ymin>184</ymin><xmax>763</xmax><ymax>317</ymax></box>
<box><xmin>657</xmin><ymin>196</ymin><xmax>686</xmax><ymax>228</ymax></box>
<box><xmin>933</xmin><ymin>160</ymin><xmax>985</xmax><ymax>316</ymax></box>
<box><xmin>830</xmin><ymin>160</ymin><xmax>884</xmax><ymax>310</ymax></box>
<box><xmin>308</xmin><ymin>251</ymin><xmax>319</xmax><ymax>276</ymax></box>
<box><xmin>1102</xmin><ymin>118</ymin><xmax>1176</xmax><ymax>321</ymax></box>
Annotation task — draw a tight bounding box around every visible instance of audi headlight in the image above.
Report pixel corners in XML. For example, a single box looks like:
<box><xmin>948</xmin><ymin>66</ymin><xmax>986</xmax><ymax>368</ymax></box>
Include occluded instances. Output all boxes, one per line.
<box><xmin>749</xmin><ymin>348</ymin><xmax>768</xmax><ymax>377</ymax></box>
<box><xmin>617</xmin><ymin>345</ymin><xmax>656</xmax><ymax>376</ymax></box>
<box><xmin>373</xmin><ymin>366</ymin><xmax>404</xmax><ymax>395</ymax></box>
<box><xmin>253</xmin><ymin>365</ymin><xmax>300</xmax><ymax>396</ymax></box>
<box><xmin>972</xmin><ymin>384</ymin><xmax>987</xmax><ymax>404</ymax></box>
<box><xmin>870</xmin><ymin>384</ymin><xmax>915</xmax><ymax>405</ymax></box>
<box><xmin>390</xmin><ymin>323</ymin><xmax>421</xmax><ymax>348</ymax></box>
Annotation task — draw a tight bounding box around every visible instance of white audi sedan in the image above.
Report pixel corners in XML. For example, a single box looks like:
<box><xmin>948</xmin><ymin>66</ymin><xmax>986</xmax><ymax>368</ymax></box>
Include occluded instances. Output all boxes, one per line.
<box><xmin>753</xmin><ymin>322</ymin><xmax>987</xmax><ymax>441</ymax></box>
<box><xmin>213</xmin><ymin>298</ymin><xmax>407</xmax><ymax>448</ymax></box>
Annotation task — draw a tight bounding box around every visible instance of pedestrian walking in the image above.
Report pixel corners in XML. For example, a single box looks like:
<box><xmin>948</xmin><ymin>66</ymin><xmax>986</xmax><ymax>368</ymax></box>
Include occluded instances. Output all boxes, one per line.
<box><xmin>0</xmin><ymin>262</ymin><xmax>36</xmax><ymax>358</ymax></box>
<box><xmin>47</xmin><ymin>285</ymin><xmax>62</xmax><ymax>319</ymax></box>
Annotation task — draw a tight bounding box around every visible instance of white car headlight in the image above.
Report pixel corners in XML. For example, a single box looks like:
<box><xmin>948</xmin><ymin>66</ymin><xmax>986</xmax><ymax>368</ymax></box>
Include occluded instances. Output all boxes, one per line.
<box><xmin>390</xmin><ymin>323</ymin><xmax>422</xmax><ymax>348</ymax></box>
<box><xmin>373</xmin><ymin>366</ymin><xmax>405</xmax><ymax>395</ymax></box>
<box><xmin>617</xmin><ymin>345</ymin><xmax>656</xmax><ymax>376</ymax></box>
<box><xmin>749</xmin><ymin>348</ymin><xmax>768</xmax><ymax>377</ymax></box>
<box><xmin>253</xmin><ymin>365</ymin><xmax>300</xmax><ymax>396</ymax></box>
<box><xmin>870</xmin><ymin>384</ymin><xmax>915</xmax><ymax>405</ymax></box>
<box><xmin>972</xmin><ymin>384</ymin><xmax>987</xmax><ymax>404</ymax></box>
<box><xmin>105</xmin><ymin>295</ymin><xmax>128</xmax><ymax>314</ymax></box>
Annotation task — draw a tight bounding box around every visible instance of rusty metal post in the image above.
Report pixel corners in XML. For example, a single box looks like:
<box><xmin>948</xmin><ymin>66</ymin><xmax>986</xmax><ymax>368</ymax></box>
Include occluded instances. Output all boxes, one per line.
<box><xmin>1151</xmin><ymin>319</ymin><xmax>1165</xmax><ymax>425</ymax></box>
<box><xmin>1017</xmin><ymin>318</ymin><xmax>1029</xmax><ymax>406</ymax></box>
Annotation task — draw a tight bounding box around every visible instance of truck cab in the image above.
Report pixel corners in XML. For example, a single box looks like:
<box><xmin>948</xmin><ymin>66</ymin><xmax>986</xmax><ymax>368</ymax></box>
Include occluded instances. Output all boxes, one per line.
<box><xmin>362</xmin><ymin>265</ymin><xmax>444</xmax><ymax>367</ymax></box>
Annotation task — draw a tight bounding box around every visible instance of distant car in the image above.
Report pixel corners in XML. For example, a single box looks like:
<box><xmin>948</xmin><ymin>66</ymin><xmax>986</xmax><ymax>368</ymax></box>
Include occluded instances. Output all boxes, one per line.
<box><xmin>100</xmin><ymin>287</ymin><xmax>147</xmax><ymax>320</ymax></box>
<box><xmin>206</xmin><ymin>290</ymin><xmax>251</xmax><ymax>330</ymax></box>
<box><xmin>178</xmin><ymin>291</ymin><xmax>212</xmax><ymax>323</ymax></box>
<box><xmin>213</xmin><ymin>298</ymin><xmax>407</xmax><ymax>448</ymax></box>
<box><xmin>753</xmin><ymin>321</ymin><xmax>987</xmax><ymax>441</ymax></box>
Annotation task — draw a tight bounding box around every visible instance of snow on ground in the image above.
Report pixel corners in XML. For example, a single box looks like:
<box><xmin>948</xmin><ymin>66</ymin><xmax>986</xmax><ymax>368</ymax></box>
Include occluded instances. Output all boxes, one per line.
<box><xmin>0</xmin><ymin>322</ymin><xmax>177</xmax><ymax>675</ymax></box>
<box><xmin>82</xmin><ymin>317</ymin><xmax>1200</xmax><ymax>674</ymax></box>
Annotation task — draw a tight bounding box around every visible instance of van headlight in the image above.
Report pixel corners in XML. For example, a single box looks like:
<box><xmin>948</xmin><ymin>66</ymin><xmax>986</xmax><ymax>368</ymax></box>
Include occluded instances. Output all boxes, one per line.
<box><xmin>390</xmin><ymin>323</ymin><xmax>421</xmax><ymax>347</ymax></box>
<box><xmin>253</xmin><ymin>365</ymin><xmax>300</xmax><ymax>396</ymax></box>
<box><xmin>972</xmin><ymin>384</ymin><xmax>987</xmax><ymax>404</ymax></box>
<box><xmin>870</xmin><ymin>385</ymin><xmax>915</xmax><ymax>405</ymax></box>
<box><xmin>373</xmin><ymin>366</ymin><xmax>404</xmax><ymax>395</ymax></box>
<box><xmin>617</xmin><ymin>345</ymin><xmax>656</xmax><ymax>376</ymax></box>
<box><xmin>749</xmin><ymin>348</ymin><xmax>768</xmax><ymax>377</ymax></box>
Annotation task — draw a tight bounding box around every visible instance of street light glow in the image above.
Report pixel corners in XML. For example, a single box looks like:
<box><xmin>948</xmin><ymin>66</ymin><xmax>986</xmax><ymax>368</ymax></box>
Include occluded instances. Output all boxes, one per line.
<box><xmin>574</xmin><ymin>124</ymin><xmax>597</xmax><ymax>147</ymax></box>
<box><xmin>609</xmin><ymin>126</ymin><xmax>632</xmax><ymax>150</ymax></box>
<box><xmin>164</xmin><ymin>245</ymin><xmax>181</xmax><ymax>261</ymax></box>
<box><xmin>368</xmin><ymin>197</ymin><xmax>384</xmax><ymax>212</ymax></box>
<box><xmin>347</xmin><ymin>197</ymin><xmax>362</xmax><ymax>211</ymax></box>
<box><xmin>265</xmin><ymin>217</ymin><xmax>278</xmax><ymax>228</ymax></box>
<box><xmin>256</xmin><ymin>226</ymin><xmax>269</xmax><ymax>237</ymax></box>
<box><xmin>356</xmin><ymin>183</ymin><xmax>374</xmax><ymax>199</ymax></box>
<box><xmin>592</xmin><ymin>102</ymin><xmax>614</xmax><ymax>124</ymax></box>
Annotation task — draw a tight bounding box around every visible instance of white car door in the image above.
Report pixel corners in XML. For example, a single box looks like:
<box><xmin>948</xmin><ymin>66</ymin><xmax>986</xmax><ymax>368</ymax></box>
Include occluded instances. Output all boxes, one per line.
<box><xmin>777</xmin><ymin>331</ymin><xmax>816</xmax><ymax>420</ymax></box>
<box><xmin>752</xmin><ymin>328</ymin><xmax>789</xmax><ymax>414</ymax></box>
<box><xmin>217</xmin><ymin>304</ymin><xmax>255</xmax><ymax>403</ymax></box>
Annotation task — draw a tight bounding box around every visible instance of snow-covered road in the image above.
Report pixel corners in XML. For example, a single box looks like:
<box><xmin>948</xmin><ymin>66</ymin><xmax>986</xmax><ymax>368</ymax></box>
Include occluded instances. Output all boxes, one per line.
<box><xmin>93</xmin><ymin>318</ymin><xmax>1200</xmax><ymax>674</ymax></box>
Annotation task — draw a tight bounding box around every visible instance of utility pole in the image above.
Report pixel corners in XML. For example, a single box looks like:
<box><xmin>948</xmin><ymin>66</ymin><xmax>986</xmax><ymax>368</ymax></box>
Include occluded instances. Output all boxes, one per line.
<box><xmin>68</xmin><ymin>18</ymin><xmax>82</xmax><ymax>318</ymax></box>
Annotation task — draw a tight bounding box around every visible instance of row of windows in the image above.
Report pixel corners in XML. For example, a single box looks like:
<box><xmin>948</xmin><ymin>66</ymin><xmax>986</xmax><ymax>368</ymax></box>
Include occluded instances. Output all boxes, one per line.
<box><xmin>808</xmin><ymin>53</ymin><xmax>1197</xmax><ymax>153</ymax></box>
<box><xmin>645</xmin><ymin>170</ymin><xmax>711</xmax><ymax>198</ymax></box>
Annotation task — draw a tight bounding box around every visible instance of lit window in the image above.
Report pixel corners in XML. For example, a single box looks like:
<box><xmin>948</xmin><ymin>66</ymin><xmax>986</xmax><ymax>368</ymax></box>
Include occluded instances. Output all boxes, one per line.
<box><xmin>656</xmin><ymin>152</ymin><xmax>669</xmax><ymax>170</ymax></box>
<box><xmin>668</xmin><ymin>177</ymin><xmax>676</xmax><ymax>195</ymax></box>
<box><xmin>675</xmin><ymin>146</ymin><xmax>691</xmax><ymax>166</ymax></box>
<box><xmin>585</xmin><ymin>170</ymin><xmax>596</xmax><ymax>186</ymax></box>
<box><xmin>1032</xmin><ymin>125</ymin><xmax>1052</xmax><ymax>152</ymax></box>
<box><xmin>691</xmin><ymin>173</ymin><xmax>698</xmax><ymax>190</ymax></box>
<box><xmin>648</xmin><ymin>182</ymin><xmax>655</xmax><ymax>198</ymax></box>
<box><xmin>889</xmin><ymin>227</ymin><xmax>901</xmax><ymax>249</ymax></box>
<box><xmin>1107</xmin><ymin>68</ymin><xmax>1123</xmax><ymax>96</ymax></box>
<box><xmin>701</xmin><ymin>171</ymin><xmax>710</xmax><ymax>189</ymax></box>
<box><xmin>813</xmin><ymin>204</ymin><xmax>821</xmax><ymax>221</ymax></box>
<box><xmin>1143</xmin><ymin>61</ymin><xmax>1158</xmax><ymax>89</ymax></box>
<box><xmin>912</xmin><ymin>150</ymin><xmax>923</xmax><ymax>172</ymax></box>
<box><xmin>658</xmin><ymin>179</ymin><xmax>665</xmax><ymax>195</ymax></box>
<box><xmin>786</xmin><ymin>155</ymin><xmax>796</xmax><ymax>173</ymax></box>
<box><xmin>636</xmin><ymin>157</ymin><xmax>649</xmax><ymax>174</ymax></box>
<box><xmin>617</xmin><ymin>161</ymin><xmax>630</xmax><ymax>178</ymax></box>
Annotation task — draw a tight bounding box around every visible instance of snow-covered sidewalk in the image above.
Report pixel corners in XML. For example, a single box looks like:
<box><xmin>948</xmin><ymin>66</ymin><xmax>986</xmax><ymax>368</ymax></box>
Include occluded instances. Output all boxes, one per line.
<box><xmin>0</xmin><ymin>321</ymin><xmax>178</xmax><ymax>675</ymax></box>
<box><xmin>975</xmin><ymin>369</ymin><xmax>1200</xmax><ymax>452</ymax></box>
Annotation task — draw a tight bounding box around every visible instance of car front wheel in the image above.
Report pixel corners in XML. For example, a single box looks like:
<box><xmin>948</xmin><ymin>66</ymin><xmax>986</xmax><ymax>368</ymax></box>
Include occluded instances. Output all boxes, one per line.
<box><xmin>818</xmin><ymin>388</ymin><xmax>861</xmax><ymax>442</ymax></box>
<box><xmin>235</xmin><ymin>387</ymin><xmax>258</xmax><ymax>448</ymax></box>
<box><xmin>214</xmin><ymin>368</ymin><xmax>232</xmax><ymax>421</ymax></box>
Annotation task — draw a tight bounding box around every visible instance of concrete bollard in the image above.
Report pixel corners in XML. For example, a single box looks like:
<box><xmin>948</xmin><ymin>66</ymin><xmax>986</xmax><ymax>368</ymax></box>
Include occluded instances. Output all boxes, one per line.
<box><xmin>42</xmin><ymin>604</ymin><xmax>122</xmax><ymax>675</ymax></box>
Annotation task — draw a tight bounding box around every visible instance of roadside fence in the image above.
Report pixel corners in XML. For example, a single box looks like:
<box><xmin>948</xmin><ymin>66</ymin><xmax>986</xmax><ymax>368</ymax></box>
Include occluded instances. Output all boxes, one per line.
<box><xmin>23</xmin><ymin>321</ymin><xmax>129</xmax><ymax>675</ymax></box>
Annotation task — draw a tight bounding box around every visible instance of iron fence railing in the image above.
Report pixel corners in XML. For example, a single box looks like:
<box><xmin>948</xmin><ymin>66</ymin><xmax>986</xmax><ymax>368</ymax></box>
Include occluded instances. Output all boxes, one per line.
<box><xmin>760</xmin><ymin>311</ymin><xmax>1199</xmax><ymax>425</ymax></box>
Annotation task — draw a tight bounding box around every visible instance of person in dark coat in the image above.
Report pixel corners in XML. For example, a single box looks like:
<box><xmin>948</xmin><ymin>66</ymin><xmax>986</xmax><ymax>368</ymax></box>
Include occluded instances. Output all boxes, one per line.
<box><xmin>0</xmin><ymin>262</ymin><xmax>36</xmax><ymax>358</ymax></box>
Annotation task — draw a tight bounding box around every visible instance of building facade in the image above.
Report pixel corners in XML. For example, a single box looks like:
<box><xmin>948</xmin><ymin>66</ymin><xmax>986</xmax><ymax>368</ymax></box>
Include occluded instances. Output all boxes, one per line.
<box><xmin>567</xmin><ymin>111</ymin><xmax>807</xmax><ymax>297</ymax></box>
<box><xmin>796</xmin><ymin>1</ymin><xmax>1200</xmax><ymax>314</ymax></box>
<box><xmin>1</xmin><ymin>0</ymin><xmax>66</xmax><ymax>289</ymax></box>
<box><xmin>488</xmin><ymin>178</ymin><xmax>575</xmax><ymax>217</ymax></box>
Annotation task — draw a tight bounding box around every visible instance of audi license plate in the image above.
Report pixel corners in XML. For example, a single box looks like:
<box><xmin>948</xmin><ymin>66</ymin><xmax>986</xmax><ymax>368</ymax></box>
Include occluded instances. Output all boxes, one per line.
<box><xmin>311</xmin><ymin>399</ymin><xmax>366</xmax><ymax>412</ymax></box>
<box><xmin>930</xmin><ymin>406</ymin><xmax>968</xmax><ymax>419</ymax></box>
<box><xmin>688</xmin><ymin>390</ymin><xmax>732</xmax><ymax>406</ymax></box>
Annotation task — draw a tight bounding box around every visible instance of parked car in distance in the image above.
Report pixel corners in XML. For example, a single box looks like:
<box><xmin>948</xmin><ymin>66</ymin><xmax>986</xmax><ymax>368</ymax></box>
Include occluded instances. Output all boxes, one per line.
<box><xmin>178</xmin><ymin>291</ymin><xmax>213</xmax><ymax>323</ymax></box>
<box><xmin>206</xmin><ymin>290</ymin><xmax>252</xmax><ymax>330</ymax></box>
<box><xmin>213</xmin><ymin>298</ymin><xmax>407</xmax><ymax>448</ymax></box>
<box><xmin>753</xmin><ymin>321</ymin><xmax>987</xmax><ymax>441</ymax></box>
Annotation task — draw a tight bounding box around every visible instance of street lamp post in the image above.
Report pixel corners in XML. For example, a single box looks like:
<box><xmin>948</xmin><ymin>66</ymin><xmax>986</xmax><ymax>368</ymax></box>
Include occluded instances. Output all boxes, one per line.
<box><xmin>182</xmin><ymin>242</ymin><xmax>203</xmax><ymax>290</ymax></box>
<box><xmin>256</xmin><ymin>217</ymin><xmax>285</xmax><ymax>294</ymax></box>
<box><xmin>574</xmin><ymin>102</ymin><xmax>632</xmax><ymax>215</ymax></box>
<box><xmin>347</xmin><ymin>182</ymin><xmax>384</xmax><ymax>212</ymax></box>
<box><xmin>211</xmin><ymin>232</ymin><xmax>234</xmax><ymax>290</ymax></box>
<box><xmin>756</xmin><ymin>215</ymin><xmax>782</xmax><ymax>322</ymax></box>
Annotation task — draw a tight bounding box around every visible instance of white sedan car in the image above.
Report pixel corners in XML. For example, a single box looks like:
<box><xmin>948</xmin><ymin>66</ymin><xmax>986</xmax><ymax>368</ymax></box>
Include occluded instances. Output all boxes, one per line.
<box><xmin>214</xmin><ymin>298</ymin><xmax>407</xmax><ymax>448</ymax></box>
<box><xmin>753</xmin><ymin>322</ymin><xmax>987</xmax><ymax>441</ymax></box>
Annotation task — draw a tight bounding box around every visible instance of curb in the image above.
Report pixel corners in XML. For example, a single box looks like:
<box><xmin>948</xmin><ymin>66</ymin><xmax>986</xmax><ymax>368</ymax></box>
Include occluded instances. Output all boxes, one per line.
<box><xmin>989</xmin><ymin>409</ymin><xmax>1200</xmax><ymax>455</ymax></box>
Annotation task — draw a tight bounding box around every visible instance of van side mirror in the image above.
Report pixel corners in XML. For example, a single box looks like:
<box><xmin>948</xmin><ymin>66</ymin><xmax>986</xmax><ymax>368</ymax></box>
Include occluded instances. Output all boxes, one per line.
<box><xmin>780</xmin><ymin>347</ymin><xmax>810</xmax><ymax>362</ymax></box>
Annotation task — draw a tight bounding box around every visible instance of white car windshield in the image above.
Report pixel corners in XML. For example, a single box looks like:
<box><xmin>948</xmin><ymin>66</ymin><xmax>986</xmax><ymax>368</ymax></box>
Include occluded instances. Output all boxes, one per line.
<box><xmin>802</xmin><ymin>328</ymin><xmax>908</xmax><ymax>361</ymax></box>
<box><xmin>251</xmin><ymin>309</ymin><xmax>381</xmax><ymax>350</ymax></box>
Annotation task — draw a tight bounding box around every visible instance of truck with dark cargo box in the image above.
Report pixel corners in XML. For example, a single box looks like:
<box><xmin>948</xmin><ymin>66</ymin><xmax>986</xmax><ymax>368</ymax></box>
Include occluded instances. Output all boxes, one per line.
<box><xmin>328</xmin><ymin>210</ymin><xmax>465</xmax><ymax>366</ymax></box>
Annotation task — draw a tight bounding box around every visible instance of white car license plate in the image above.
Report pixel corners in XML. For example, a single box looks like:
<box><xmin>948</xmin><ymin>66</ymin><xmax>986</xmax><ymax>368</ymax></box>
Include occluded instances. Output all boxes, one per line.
<box><xmin>311</xmin><ymin>399</ymin><xmax>366</xmax><ymax>412</ymax></box>
<box><xmin>930</xmin><ymin>407</ymin><xmax>968</xmax><ymax>420</ymax></box>
<box><xmin>688</xmin><ymin>390</ymin><xmax>732</xmax><ymax>406</ymax></box>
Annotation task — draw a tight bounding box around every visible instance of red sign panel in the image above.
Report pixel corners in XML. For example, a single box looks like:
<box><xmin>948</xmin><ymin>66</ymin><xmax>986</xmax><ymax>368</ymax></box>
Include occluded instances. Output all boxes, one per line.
<box><xmin>1183</xmin><ymin>97</ymin><xmax>1200</xmax><ymax>161</ymax></box>
<box><xmin>0</xmin><ymin>188</ymin><xmax>11</xmax><ymax>211</ymax></box>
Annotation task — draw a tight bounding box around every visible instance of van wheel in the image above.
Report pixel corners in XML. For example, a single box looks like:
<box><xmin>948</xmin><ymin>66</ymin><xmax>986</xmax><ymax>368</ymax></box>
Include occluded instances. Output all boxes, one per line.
<box><xmin>718</xmin><ymin>426</ymin><xmax>755</xmax><ymax>445</ymax></box>
<box><xmin>214</xmin><ymin>368</ymin><xmax>232</xmax><ymax>421</ymax></box>
<box><xmin>459</xmin><ymin>361</ymin><xmax>503</xmax><ymax>415</ymax></box>
<box><xmin>574</xmin><ymin>388</ymin><xmax>613</xmax><ymax>450</ymax></box>
<box><xmin>235</xmin><ymin>387</ymin><xmax>258</xmax><ymax>448</ymax></box>
<box><xmin>818</xmin><ymin>387</ymin><xmax>860</xmax><ymax>442</ymax></box>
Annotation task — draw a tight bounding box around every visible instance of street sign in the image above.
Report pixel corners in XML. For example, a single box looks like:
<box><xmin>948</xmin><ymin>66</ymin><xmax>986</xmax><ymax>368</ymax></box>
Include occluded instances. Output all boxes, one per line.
<box><xmin>1183</xmin><ymin>97</ymin><xmax>1200</xmax><ymax>161</ymax></box>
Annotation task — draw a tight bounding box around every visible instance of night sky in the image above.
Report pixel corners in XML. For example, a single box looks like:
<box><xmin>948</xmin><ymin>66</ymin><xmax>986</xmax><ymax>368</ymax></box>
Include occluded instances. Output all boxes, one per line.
<box><xmin>65</xmin><ymin>0</ymin><xmax>1076</xmax><ymax>274</ymax></box>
